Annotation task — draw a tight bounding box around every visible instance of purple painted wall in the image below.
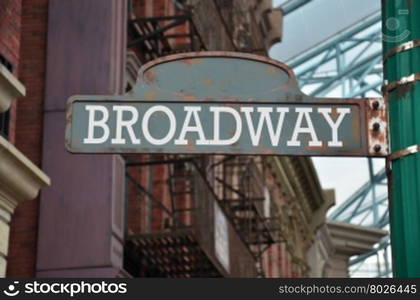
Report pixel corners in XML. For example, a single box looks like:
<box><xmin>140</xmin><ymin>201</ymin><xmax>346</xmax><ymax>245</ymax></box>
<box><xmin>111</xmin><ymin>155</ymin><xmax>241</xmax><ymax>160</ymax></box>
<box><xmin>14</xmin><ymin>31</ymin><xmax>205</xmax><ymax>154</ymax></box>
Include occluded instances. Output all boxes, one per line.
<box><xmin>37</xmin><ymin>0</ymin><xmax>127</xmax><ymax>277</ymax></box>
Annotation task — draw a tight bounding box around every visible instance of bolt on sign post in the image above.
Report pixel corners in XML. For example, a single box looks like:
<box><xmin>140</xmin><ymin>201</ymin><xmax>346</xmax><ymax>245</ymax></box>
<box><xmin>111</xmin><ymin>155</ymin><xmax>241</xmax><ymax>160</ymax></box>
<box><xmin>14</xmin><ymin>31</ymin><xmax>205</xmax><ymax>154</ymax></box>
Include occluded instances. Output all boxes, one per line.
<box><xmin>66</xmin><ymin>52</ymin><xmax>387</xmax><ymax>157</ymax></box>
<box><xmin>382</xmin><ymin>0</ymin><xmax>420</xmax><ymax>277</ymax></box>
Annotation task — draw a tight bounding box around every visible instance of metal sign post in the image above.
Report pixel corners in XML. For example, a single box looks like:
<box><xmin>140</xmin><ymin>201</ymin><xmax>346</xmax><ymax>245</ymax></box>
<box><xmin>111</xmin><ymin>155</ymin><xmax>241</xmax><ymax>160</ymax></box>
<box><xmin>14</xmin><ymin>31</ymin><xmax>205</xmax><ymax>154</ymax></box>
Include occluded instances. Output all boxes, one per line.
<box><xmin>382</xmin><ymin>0</ymin><xmax>420</xmax><ymax>277</ymax></box>
<box><xmin>65</xmin><ymin>52</ymin><xmax>388</xmax><ymax>157</ymax></box>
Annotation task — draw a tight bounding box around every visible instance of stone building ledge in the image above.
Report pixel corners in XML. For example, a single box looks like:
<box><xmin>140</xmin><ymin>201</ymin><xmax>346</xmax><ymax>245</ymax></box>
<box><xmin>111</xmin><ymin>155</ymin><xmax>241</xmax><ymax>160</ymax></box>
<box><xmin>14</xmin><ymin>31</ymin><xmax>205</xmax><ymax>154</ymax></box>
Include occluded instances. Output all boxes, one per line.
<box><xmin>0</xmin><ymin>64</ymin><xmax>26</xmax><ymax>112</ymax></box>
<box><xmin>327</xmin><ymin>220</ymin><xmax>388</xmax><ymax>256</ymax></box>
<box><xmin>320</xmin><ymin>220</ymin><xmax>388</xmax><ymax>277</ymax></box>
<box><xmin>0</xmin><ymin>136</ymin><xmax>50</xmax><ymax>213</ymax></box>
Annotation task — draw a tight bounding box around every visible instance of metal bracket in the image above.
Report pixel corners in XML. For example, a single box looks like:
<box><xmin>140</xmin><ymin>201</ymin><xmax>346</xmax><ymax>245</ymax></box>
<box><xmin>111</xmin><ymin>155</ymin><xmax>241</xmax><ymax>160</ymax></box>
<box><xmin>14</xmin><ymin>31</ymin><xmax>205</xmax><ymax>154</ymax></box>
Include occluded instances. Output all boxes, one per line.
<box><xmin>367</xmin><ymin>98</ymin><xmax>389</xmax><ymax>156</ymax></box>
<box><xmin>382</xmin><ymin>73</ymin><xmax>420</xmax><ymax>93</ymax></box>
<box><xmin>383</xmin><ymin>39</ymin><xmax>420</xmax><ymax>62</ymax></box>
<box><xmin>389</xmin><ymin>144</ymin><xmax>420</xmax><ymax>161</ymax></box>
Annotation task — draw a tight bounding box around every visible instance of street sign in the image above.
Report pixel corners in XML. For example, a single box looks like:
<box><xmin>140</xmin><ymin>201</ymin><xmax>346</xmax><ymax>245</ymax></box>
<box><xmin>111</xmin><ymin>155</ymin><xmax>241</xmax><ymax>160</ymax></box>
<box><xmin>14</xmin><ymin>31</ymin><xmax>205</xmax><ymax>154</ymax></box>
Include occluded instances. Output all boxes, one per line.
<box><xmin>65</xmin><ymin>52</ymin><xmax>388</xmax><ymax>156</ymax></box>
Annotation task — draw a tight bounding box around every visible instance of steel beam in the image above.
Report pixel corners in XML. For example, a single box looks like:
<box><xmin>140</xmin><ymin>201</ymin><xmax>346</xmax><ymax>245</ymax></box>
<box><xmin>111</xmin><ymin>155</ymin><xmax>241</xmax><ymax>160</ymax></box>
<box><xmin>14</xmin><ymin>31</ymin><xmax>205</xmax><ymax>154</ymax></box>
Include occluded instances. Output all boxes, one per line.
<box><xmin>288</xmin><ymin>11</ymin><xmax>381</xmax><ymax>67</ymax></box>
<box><xmin>311</xmin><ymin>50</ymin><xmax>382</xmax><ymax>96</ymax></box>
<box><xmin>329</xmin><ymin>168</ymin><xmax>386</xmax><ymax>220</ymax></box>
<box><xmin>281</xmin><ymin>0</ymin><xmax>312</xmax><ymax>15</ymax></box>
<box><xmin>345</xmin><ymin>79</ymin><xmax>382</xmax><ymax>98</ymax></box>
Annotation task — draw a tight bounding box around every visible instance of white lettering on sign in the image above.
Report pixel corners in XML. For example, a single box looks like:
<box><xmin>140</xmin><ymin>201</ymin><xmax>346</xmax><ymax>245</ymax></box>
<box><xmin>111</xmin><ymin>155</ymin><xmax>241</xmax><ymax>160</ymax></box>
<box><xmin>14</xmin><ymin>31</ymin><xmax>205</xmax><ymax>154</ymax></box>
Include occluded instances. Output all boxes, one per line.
<box><xmin>287</xmin><ymin>107</ymin><xmax>322</xmax><ymax>147</ymax></box>
<box><xmin>209</xmin><ymin>107</ymin><xmax>242</xmax><ymax>145</ymax></box>
<box><xmin>174</xmin><ymin>106</ymin><xmax>208</xmax><ymax>145</ymax></box>
<box><xmin>83</xmin><ymin>105</ymin><xmax>110</xmax><ymax>144</ymax></box>
<box><xmin>241</xmin><ymin>107</ymin><xmax>289</xmax><ymax>146</ymax></box>
<box><xmin>82</xmin><ymin>104</ymin><xmax>351</xmax><ymax>148</ymax></box>
<box><xmin>142</xmin><ymin>105</ymin><xmax>176</xmax><ymax>145</ymax></box>
<box><xmin>318</xmin><ymin>107</ymin><xmax>351</xmax><ymax>147</ymax></box>
<box><xmin>111</xmin><ymin>105</ymin><xmax>140</xmax><ymax>145</ymax></box>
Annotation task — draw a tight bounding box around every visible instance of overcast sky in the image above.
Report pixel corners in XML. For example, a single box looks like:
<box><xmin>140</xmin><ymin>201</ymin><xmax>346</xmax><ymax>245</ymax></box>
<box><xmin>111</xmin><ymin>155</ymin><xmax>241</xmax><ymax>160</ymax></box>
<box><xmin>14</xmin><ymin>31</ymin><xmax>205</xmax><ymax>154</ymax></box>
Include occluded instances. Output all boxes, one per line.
<box><xmin>311</xmin><ymin>157</ymin><xmax>385</xmax><ymax>207</ymax></box>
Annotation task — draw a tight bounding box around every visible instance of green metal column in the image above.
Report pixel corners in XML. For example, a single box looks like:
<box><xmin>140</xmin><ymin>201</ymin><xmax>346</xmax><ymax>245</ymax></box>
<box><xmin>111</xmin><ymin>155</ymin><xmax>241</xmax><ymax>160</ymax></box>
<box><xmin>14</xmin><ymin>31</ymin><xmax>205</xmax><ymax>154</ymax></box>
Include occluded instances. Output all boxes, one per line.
<box><xmin>382</xmin><ymin>0</ymin><xmax>420</xmax><ymax>277</ymax></box>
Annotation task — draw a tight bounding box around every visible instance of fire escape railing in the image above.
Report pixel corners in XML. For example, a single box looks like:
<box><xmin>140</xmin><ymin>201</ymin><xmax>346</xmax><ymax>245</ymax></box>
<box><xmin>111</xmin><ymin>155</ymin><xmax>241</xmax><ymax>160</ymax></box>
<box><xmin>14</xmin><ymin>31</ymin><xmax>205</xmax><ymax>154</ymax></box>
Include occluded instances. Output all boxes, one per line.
<box><xmin>128</xmin><ymin>13</ymin><xmax>206</xmax><ymax>60</ymax></box>
<box><xmin>210</xmin><ymin>156</ymin><xmax>285</xmax><ymax>260</ymax></box>
<box><xmin>123</xmin><ymin>156</ymin><xmax>258</xmax><ymax>277</ymax></box>
<box><xmin>123</xmin><ymin>155</ymin><xmax>286</xmax><ymax>277</ymax></box>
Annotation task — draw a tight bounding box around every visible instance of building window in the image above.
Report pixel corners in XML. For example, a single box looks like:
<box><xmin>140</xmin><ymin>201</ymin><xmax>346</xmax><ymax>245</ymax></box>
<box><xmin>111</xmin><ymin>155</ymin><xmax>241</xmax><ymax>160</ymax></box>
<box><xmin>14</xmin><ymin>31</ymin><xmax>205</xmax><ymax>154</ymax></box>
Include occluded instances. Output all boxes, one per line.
<box><xmin>0</xmin><ymin>54</ymin><xmax>13</xmax><ymax>139</ymax></box>
<box><xmin>0</xmin><ymin>54</ymin><xmax>13</xmax><ymax>73</ymax></box>
<box><xmin>0</xmin><ymin>110</ymin><xmax>9</xmax><ymax>139</ymax></box>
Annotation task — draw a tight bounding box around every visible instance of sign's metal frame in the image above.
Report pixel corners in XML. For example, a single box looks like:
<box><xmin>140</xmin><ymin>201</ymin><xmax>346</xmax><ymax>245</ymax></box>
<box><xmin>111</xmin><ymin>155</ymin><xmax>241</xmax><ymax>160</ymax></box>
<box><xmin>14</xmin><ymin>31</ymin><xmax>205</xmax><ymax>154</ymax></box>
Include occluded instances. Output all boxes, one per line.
<box><xmin>65</xmin><ymin>52</ymin><xmax>388</xmax><ymax>157</ymax></box>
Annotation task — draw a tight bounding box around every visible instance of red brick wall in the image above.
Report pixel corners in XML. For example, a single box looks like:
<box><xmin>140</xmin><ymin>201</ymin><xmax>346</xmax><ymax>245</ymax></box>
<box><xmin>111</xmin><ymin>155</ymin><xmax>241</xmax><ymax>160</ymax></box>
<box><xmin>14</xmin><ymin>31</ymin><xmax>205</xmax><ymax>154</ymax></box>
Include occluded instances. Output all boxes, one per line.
<box><xmin>7</xmin><ymin>0</ymin><xmax>49</xmax><ymax>277</ymax></box>
<box><xmin>0</xmin><ymin>0</ymin><xmax>21</xmax><ymax>71</ymax></box>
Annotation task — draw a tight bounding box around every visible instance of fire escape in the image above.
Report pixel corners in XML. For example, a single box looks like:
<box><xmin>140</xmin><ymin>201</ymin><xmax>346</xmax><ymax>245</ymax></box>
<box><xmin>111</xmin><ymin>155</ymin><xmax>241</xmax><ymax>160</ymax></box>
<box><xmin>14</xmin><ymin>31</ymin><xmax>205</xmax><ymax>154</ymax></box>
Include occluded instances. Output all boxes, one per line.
<box><xmin>123</xmin><ymin>155</ymin><xmax>286</xmax><ymax>278</ymax></box>
<box><xmin>123</xmin><ymin>157</ymin><xmax>222</xmax><ymax>277</ymax></box>
<box><xmin>128</xmin><ymin>12</ymin><xmax>206</xmax><ymax>61</ymax></box>
<box><xmin>211</xmin><ymin>156</ymin><xmax>285</xmax><ymax>272</ymax></box>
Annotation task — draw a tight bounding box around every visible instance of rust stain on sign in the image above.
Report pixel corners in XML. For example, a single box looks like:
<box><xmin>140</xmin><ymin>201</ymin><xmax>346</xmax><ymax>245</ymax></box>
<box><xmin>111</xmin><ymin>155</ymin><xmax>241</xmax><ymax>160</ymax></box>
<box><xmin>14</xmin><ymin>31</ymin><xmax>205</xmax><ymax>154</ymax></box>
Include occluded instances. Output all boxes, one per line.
<box><xmin>144</xmin><ymin>70</ymin><xmax>156</xmax><ymax>83</ymax></box>
<box><xmin>143</xmin><ymin>91</ymin><xmax>157</xmax><ymax>100</ymax></box>
<box><xmin>182</xmin><ymin>58</ymin><xmax>202</xmax><ymax>65</ymax></box>
<box><xmin>202</xmin><ymin>79</ymin><xmax>213</xmax><ymax>85</ymax></box>
<box><xmin>183</xmin><ymin>94</ymin><xmax>196</xmax><ymax>101</ymax></box>
<box><xmin>266</xmin><ymin>66</ymin><xmax>277</xmax><ymax>74</ymax></box>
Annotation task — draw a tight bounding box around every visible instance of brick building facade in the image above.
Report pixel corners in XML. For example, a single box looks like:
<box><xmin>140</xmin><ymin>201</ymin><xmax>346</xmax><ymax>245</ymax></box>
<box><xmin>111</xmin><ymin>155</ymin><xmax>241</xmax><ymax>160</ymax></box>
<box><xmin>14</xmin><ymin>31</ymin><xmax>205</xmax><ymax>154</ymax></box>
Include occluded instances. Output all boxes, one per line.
<box><xmin>0</xmin><ymin>0</ymin><xmax>49</xmax><ymax>277</ymax></box>
<box><xmin>0</xmin><ymin>0</ymin><xmax>364</xmax><ymax>278</ymax></box>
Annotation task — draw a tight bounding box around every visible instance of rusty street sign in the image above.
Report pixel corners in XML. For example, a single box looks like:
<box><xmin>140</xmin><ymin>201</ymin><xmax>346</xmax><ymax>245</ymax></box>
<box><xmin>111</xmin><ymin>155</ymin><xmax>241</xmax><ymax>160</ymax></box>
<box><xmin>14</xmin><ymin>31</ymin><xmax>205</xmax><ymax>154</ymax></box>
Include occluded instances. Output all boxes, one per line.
<box><xmin>65</xmin><ymin>52</ymin><xmax>388</xmax><ymax>157</ymax></box>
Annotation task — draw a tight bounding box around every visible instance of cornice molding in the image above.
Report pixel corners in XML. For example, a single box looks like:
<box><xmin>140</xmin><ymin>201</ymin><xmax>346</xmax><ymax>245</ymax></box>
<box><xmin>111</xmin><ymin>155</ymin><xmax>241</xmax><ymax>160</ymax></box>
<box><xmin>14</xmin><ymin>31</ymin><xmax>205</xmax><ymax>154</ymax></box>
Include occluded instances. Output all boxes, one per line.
<box><xmin>327</xmin><ymin>220</ymin><xmax>387</xmax><ymax>256</ymax></box>
<box><xmin>0</xmin><ymin>136</ymin><xmax>50</xmax><ymax>213</ymax></box>
<box><xmin>0</xmin><ymin>64</ymin><xmax>25</xmax><ymax>112</ymax></box>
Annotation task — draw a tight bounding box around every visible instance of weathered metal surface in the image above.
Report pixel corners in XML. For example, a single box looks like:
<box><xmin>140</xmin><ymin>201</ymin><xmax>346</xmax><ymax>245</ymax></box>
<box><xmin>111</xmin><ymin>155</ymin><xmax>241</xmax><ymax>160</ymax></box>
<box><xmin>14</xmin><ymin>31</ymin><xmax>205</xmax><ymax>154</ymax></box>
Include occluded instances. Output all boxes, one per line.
<box><xmin>65</xmin><ymin>52</ymin><xmax>388</xmax><ymax>157</ymax></box>
<box><xmin>367</xmin><ymin>98</ymin><xmax>388</xmax><ymax>156</ymax></box>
